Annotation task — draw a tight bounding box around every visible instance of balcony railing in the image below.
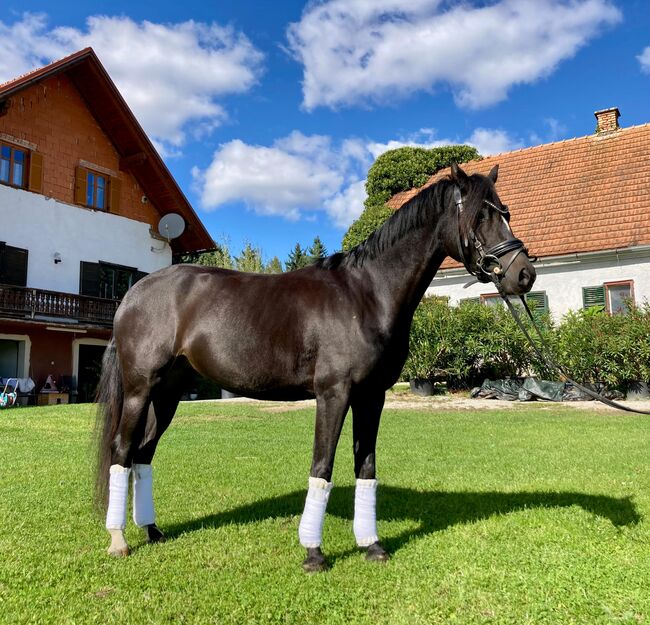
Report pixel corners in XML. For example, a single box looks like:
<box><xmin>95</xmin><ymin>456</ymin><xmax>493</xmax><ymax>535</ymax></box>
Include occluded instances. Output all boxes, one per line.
<box><xmin>0</xmin><ymin>284</ymin><xmax>119</xmax><ymax>327</ymax></box>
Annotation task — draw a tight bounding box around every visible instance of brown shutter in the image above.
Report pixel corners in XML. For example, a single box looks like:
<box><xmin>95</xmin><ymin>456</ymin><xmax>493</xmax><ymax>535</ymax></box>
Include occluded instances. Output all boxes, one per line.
<box><xmin>28</xmin><ymin>152</ymin><xmax>43</xmax><ymax>193</ymax></box>
<box><xmin>109</xmin><ymin>176</ymin><xmax>121</xmax><ymax>212</ymax></box>
<box><xmin>74</xmin><ymin>167</ymin><xmax>87</xmax><ymax>205</ymax></box>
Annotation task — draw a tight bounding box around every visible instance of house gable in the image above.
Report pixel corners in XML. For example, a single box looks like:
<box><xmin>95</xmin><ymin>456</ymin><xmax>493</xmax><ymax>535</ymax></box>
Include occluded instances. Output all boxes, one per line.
<box><xmin>0</xmin><ymin>48</ymin><xmax>214</xmax><ymax>254</ymax></box>
<box><xmin>1</xmin><ymin>74</ymin><xmax>160</xmax><ymax>226</ymax></box>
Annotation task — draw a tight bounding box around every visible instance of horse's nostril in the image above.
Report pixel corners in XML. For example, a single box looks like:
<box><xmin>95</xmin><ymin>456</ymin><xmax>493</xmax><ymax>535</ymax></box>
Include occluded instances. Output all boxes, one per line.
<box><xmin>519</xmin><ymin>268</ymin><xmax>532</xmax><ymax>287</ymax></box>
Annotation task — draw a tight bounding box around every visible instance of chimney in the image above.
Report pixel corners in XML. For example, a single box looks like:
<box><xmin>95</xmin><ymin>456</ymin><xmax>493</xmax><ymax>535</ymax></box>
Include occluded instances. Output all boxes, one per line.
<box><xmin>594</xmin><ymin>107</ymin><xmax>620</xmax><ymax>133</ymax></box>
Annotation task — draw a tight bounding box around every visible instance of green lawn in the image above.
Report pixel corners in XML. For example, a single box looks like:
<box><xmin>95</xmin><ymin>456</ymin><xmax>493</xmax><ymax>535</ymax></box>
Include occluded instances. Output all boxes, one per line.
<box><xmin>2</xmin><ymin>400</ymin><xmax>650</xmax><ymax>624</ymax></box>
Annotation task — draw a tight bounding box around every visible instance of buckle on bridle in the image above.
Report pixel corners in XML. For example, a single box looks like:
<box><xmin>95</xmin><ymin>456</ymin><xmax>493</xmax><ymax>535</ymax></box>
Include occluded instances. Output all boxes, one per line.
<box><xmin>477</xmin><ymin>254</ymin><xmax>502</xmax><ymax>276</ymax></box>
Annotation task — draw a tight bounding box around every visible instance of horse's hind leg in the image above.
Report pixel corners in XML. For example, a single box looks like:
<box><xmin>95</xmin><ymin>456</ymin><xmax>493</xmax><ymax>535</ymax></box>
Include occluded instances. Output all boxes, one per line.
<box><xmin>351</xmin><ymin>391</ymin><xmax>389</xmax><ymax>562</ymax></box>
<box><xmin>131</xmin><ymin>377</ymin><xmax>187</xmax><ymax>544</ymax></box>
<box><xmin>106</xmin><ymin>389</ymin><xmax>151</xmax><ymax>556</ymax></box>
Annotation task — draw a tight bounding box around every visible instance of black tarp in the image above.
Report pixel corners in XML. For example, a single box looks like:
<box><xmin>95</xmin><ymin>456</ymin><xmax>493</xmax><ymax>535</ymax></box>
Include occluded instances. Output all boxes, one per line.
<box><xmin>471</xmin><ymin>378</ymin><xmax>623</xmax><ymax>402</ymax></box>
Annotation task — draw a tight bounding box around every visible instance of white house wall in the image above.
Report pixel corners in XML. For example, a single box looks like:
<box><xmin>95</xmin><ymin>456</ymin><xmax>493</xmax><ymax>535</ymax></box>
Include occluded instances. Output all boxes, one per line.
<box><xmin>0</xmin><ymin>185</ymin><xmax>171</xmax><ymax>293</ymax></box>
<box><xmin>427</xmin><ymin>249</ymin><xmax>650</xmax><ymax>319</ymax></box>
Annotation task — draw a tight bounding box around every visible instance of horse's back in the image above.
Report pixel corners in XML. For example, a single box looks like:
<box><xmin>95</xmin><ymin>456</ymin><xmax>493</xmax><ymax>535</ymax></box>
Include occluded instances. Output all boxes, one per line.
<box><xmin>113</xmin><ymin>263</ymin><xmax>375</xmax><ymax>396</ymax></box>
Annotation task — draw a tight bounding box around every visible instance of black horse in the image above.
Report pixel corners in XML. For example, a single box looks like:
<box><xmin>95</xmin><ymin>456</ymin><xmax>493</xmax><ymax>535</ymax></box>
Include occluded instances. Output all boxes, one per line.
<box><xmin>96</xmin><ymin>163</ymin><xmax>535</xmax><ymax>571</ymax></box>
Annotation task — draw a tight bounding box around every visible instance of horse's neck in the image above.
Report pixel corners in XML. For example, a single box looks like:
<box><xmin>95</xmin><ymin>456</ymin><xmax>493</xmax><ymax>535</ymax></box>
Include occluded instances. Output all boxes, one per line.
<box><xmin>363</xmin><ymin>220</ymin><xmax>447</xmax><ymax>319</ymax></box>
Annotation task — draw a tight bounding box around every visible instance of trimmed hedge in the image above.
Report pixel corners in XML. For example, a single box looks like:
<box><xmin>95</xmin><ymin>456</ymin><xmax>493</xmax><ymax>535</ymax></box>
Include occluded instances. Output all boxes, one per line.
<box><xmin>403</xmin><ymin>297</ymin><xmax>650</xmax><ymax>391</ymax></box>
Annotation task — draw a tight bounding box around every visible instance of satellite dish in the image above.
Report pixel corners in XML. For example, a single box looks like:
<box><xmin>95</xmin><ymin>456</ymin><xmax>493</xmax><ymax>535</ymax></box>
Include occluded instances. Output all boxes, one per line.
<box><xmin>158</xmin><ymin>213</ymin><xmax>185</xmax><ymax>241</ymax></box>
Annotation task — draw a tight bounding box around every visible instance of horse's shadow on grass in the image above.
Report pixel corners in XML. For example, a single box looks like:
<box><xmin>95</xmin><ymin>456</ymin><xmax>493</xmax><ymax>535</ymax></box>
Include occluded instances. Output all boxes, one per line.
<box><xmin>163</xmin><ymin>487</ymin><xmax>640</xmax><ymax>562</ymax></box>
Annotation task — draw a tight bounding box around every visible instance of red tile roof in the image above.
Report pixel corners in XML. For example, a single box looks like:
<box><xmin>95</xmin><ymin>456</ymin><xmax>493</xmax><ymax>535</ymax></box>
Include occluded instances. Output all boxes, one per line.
<box><xmin>387</xmin><ymin>123</ymin><xmax>650</xmax><ymax>268</ymax></box>
<box><xmin>0</xmin><ymin>48</ymin><xmax>214</xmax><ymax>254</ymax></box>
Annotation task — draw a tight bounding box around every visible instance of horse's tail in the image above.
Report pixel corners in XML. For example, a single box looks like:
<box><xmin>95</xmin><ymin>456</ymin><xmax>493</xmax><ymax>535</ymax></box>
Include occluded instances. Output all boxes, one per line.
<box><xmin>94</xmin><ymin>337</ymin><xmax>123</xmax><ymax>514</ymax></box>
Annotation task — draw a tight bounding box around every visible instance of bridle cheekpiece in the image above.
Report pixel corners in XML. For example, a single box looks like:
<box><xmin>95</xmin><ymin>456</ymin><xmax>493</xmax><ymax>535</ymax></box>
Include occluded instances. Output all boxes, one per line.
<box><xmin>454</xmin><ymin>185</ymin><xmax>530</xmax><ymax>286</ymax></box>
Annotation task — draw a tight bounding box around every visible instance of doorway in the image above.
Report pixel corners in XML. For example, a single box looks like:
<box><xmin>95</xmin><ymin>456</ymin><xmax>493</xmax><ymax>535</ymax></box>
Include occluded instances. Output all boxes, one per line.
<box><xmin>77</xmin><ymin>344</ymin><xmax>106</xmax><ymax>403</ymax></box>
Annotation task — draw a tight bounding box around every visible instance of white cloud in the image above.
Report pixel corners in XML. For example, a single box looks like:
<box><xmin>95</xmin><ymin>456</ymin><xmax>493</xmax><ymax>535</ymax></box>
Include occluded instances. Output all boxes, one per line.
<box><xmin>466</xmin><ymin>128</ymin><xmax>524</xmax><ymax>155</ymax></box>
<box><xmin>0</xmin><ymin>13</ymin><xmax>263</xmax><ymax>151</ymax></box>
<box><xmin>194</xmin><ymin>126</ymin><xmax>523</xmax><ymax>228</ymax></box>
<box><xmin>194</xmin><ymin>134</ymin><xmax>349</xmax><ymax>220</ymax></box>
<box><xmin>324</xmin><ymin>180</ymin><xmax>368</xmax><ymax>228</ymax></box>
<box><xmin>287</xmin><ymin>0</ymin><xmax>622</xmax><ymax>110</ymax></box>
<box><xmin>368</xmin><ymin>127</ymin><xmax>522</xmax><ymax>158</ymax></box>
<box><xmin>639</xmin><ymin>46</ymin><xmax>650</xmax><ymax>73</ymax></box>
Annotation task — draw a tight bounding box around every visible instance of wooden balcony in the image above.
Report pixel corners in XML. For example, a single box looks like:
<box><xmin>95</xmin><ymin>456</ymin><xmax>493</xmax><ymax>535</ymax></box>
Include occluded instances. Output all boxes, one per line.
<box><xmin>0</xmin><ymin>284</ymin><xmax>119</xmax><ymax>327</ymax></box>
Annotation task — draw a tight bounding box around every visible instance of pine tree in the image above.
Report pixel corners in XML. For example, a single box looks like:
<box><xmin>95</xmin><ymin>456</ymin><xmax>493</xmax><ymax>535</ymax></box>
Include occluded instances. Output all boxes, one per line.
<box><xmin>285</xmin><ymin>243</ymin><xmax>309</xmax><ymax>271</ymax></box>
<box><xmin>308</xmin><ymin>236</ymin><xmax>327</xmax><ymax>262</ymax></box>
<box><xmin>265</xmin><ymin>256</ymin><xmax>284</xmax><ymax>274</ymax></box>
<box><xmin>235</xmin><ymin>242</ymin><xmax>264</xmax><ymax>273</ymax></box>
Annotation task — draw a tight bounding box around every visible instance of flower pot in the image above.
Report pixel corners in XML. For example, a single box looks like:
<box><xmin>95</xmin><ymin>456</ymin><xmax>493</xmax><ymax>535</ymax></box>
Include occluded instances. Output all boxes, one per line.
<box><xmin>626</xmin><ymin>381</ymin><xmax>650</xmax><ymax>400</ymax></box>
<box><xmin>410</xmin><ymin>379</ymin><xmax>435</xmax><ymax>397</ymax></box>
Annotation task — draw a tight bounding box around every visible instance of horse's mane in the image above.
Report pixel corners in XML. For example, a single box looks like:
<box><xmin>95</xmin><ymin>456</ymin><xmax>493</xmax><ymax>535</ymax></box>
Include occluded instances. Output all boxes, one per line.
<box><xmin>316</xmin><ymin>173</ymin><xmax>489</xmax><ymax>270</ymax></box>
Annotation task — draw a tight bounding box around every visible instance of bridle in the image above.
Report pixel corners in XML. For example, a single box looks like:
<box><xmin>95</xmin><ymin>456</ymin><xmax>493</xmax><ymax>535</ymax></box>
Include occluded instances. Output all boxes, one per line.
<box><xmin>453</xmin><ymin>184</ymin><xmax>650</xmax><ymax>416</ymax></box>
<box><xmin>453</xmin><ymin>185</ymin><xmax>531</xmax><ymax>284</ymax></box>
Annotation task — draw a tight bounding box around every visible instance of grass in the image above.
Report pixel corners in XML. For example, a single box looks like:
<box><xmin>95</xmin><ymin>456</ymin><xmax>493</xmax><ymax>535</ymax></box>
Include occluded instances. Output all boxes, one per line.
<box><xmin>2</xmin><ymin>400</ymin><xmax>650</xmax><ymax>624</ymax></box>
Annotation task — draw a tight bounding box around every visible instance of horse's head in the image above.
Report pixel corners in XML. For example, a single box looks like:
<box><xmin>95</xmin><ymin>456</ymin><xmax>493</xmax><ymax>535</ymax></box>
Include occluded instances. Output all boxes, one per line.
<box><xmin>449</xmin><ymin>163</ymin><xmax>536</xmax><ymax>296</ymax></box>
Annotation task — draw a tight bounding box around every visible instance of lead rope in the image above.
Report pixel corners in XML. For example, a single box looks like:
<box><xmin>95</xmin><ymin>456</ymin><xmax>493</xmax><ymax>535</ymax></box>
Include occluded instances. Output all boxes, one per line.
<box><xmin>494</xmin><ymin>279</ymin><xmax>650</xmax><ymax>415</ymax></box>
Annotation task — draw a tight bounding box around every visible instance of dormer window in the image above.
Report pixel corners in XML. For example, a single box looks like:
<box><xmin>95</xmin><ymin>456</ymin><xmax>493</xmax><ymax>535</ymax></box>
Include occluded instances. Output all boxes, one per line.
<box><xmin>0</xmin><ymin>142</ymin><xmax>27</xmax><ymax>188</ymax></box>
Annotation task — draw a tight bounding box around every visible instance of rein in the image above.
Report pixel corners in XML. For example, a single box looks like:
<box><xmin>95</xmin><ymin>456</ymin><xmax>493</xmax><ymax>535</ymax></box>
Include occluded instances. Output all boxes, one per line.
<box><xmin>454</xmin><ymin>185</ymin><xmax>650</xmax><ymax>415</ymax></box>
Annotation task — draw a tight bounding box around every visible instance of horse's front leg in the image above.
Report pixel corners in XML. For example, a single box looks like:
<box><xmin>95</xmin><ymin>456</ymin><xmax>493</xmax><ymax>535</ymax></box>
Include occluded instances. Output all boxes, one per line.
<box><xmin>299</xmin><ymin>382</ymin><xmax>350</xmax><ymax>572</ymax></box>
<box><xmin>351</xmin><ymin>391</ymin><xmax>389</xmax><ymax>562</ymax></box>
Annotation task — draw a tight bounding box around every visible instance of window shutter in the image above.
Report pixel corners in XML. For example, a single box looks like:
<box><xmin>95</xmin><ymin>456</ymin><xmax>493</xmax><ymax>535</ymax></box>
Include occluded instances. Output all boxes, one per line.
<box><xmin>525</xmin><ymin>291</ymin><xmax>549</xmax><ymax>315</ymax></box>
<box><xmin>582</xmin><ymin>286</ymin><xmax>606</xmax><ymax>309</ymax></box>
<box><xmin>28</xmin><ymin>152</ymin><xmax>43</xmax><ymax>193</ymax></box>
<box><xmin>109</xmin><ymin>176</ymin><xmax>121</xmax><ymax>212</ymax></box>
<box><xmin>74</xmin><ymin>167</ymin><xmax>88</xmax><ymax>205</ymax></box>
<box><xmin>0</xmin><ymin>245</ymin><xmax>28</xmax><ymax>286</ymax></box>
<box><xmin>80</xmin><ymin>261</ymin><xmax>101</xmax><ymax>297</ymax></box>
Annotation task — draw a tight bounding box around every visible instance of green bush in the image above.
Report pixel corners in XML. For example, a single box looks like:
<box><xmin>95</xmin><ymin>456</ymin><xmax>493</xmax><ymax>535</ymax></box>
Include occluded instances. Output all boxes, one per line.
<box><xmin>552</xmin><ymin>303</ymin><xmax>650</xmax><ymax>389</ymax></box>
<box><xmin>342</xmin><ymin>145</ymin><xmax>480</xmax><ymax>250</ymax></box>
<box><xmin>403</xmin><ymin>298</ymin><xmax>650</xmax><ymax>391</ymax></box>
<box><xmin>403</xmin><ymin>297</ymin><xmax>545</xmax><ymax>388</ymax></box>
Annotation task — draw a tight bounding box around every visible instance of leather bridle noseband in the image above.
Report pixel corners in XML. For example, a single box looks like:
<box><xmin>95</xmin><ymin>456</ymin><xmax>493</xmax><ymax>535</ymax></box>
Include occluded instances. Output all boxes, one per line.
<box><xmin>454</xmin><ymin>185</ymin><xmax>531</xmax><ymax>284</ymax></box>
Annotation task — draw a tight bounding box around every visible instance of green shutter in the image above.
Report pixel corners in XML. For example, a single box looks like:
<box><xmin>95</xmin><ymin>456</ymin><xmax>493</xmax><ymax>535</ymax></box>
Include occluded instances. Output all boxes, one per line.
<box><xmin>525</xmin><ymin>291</ymin><xmax>548</xmax><ymax>315</ymax></box>
<box><xmin>80</xmin><ymin>261</ymin><xmax>101</xmax><ymax>297</ymax></box>
<box><xmin>582</xmin><ymin>286</ymin><xmax>606</xmax><ymax>309</ymax></box>
<box><xmin>0</xmin><ymin>244</ymin><xmax>28</xmax><ymax>286</ymax></box>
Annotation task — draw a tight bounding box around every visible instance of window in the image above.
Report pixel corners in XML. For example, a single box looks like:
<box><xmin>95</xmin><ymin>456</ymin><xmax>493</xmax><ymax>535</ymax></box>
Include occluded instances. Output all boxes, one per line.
<box><xmin>80</xmin><ymin>261</ymin><xmax>146</xmax><ymax>300</ymax></box>
<box><xmin>0</xmin><ymin>242</ymin><xmax>28</xmax><ymax>287</ymax></box>
<box><xmin>75</xmin><ymin>166</ymin><xmax>120</xmax><ymax>212</ymax></box>
<box><xmin>479</xmin><ymin>291</ymin><xmax>549</xmax><ymax>315</ymax></box>
<box><xmin>86</xmin><ymin>170</ymin><xmax>108</xmax><ymax>210</ymax></box>
<box><xmin>480</xmin><ymin>293</ymin><xmax>503</xmax><ymax>308</ymax></box>
<box><xmin>0</xmin><ymin>142</ymin><xmax>27</xmax><ymax>188</ymax></box>
<box><xmin>582</xmin><ymin>281</ymin><xmax>634</xmax><ymax>314</ymax></box>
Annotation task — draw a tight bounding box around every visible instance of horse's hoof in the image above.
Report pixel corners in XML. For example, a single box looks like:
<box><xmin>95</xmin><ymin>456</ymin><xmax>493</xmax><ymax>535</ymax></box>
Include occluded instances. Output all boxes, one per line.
<box><xmin>107</xmin><ymin>545</ymin><xmax>130</xmax><ymax>557</ymax></box>
<box><xmin>364</xmin><ymin>541</ymin><xmax>389</xmax><ymax>562</ymax></box>
<box><xmin>302</xmin><ymin>547</ymin><xmax>328</xmax><ymax>573</ymax></box>
<box><xmin>146</xmin><ymin>524</ymin><xmax>166</xmax><ymax>543</ymax></box>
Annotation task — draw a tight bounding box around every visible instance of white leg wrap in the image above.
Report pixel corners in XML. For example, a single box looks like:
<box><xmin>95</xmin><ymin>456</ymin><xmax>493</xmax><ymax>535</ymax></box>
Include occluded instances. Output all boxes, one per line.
<box><xmin>132</xmin><ymin>463</ymin><xmax>156</xmax><ymax>527</ymax></box>
<box><xmin>354</xmin><ymin>478</ymin><xmax>379</xmax><ymax>547</ymax></box>
<box><xmin>298</xmin><ymin>477</ymin><xmax>333</xmax><ymax>548</ymax></box>
<box><xmin>106</xmin><ymin>465</ymin><xmax>131</xmax><ymax>530</ymax></box>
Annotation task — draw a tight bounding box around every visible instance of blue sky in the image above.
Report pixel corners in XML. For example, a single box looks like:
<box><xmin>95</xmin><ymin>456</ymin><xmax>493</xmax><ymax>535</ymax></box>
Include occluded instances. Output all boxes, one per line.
<box><xmin>1</xmin><ymin>1</ymin><xmax>649</xmax><ymax>263</ymax></box>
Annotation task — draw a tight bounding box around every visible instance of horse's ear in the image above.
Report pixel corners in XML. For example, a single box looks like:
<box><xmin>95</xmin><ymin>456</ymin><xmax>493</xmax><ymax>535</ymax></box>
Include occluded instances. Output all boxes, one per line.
<box><xmin>450</xmin><ymin>162</ymin><xmax>468</xmax><ymax>185</ymax></box>
<box><xmin>488</xmin><ymin>164</ymin><xmax>499</xmax><ymax>183</ymax></box>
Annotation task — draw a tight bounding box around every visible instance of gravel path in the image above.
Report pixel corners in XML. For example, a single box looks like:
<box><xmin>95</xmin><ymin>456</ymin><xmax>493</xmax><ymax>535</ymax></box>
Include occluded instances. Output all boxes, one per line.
<box><xmin>213</xmin><ymin>393</ymin><xmax>650</xmax><ymax>413</ymax></box>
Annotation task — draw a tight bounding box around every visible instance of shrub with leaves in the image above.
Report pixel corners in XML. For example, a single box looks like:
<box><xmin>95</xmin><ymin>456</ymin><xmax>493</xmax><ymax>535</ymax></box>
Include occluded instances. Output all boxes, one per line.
<box><xmin>402</xmin><ymin>298</ymin><xmax>544</xmax><ymax>388</ymax></box>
